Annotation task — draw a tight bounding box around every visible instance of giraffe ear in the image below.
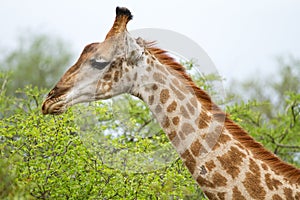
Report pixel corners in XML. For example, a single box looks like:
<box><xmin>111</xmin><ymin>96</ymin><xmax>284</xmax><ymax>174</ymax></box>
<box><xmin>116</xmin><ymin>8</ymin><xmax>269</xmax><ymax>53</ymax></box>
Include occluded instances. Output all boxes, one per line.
<box><xmin>105</xmin><ymin>7</ymin><xmax>133</xmax><ymax>40</ymax></box>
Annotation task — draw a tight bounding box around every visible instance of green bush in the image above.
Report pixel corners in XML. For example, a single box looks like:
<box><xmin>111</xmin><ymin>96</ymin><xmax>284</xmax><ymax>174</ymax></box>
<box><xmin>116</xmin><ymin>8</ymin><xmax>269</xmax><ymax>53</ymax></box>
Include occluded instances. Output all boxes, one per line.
<box><xmin>0</xmin><ymin>82</ymin><xmax>204</xmax><ymax>199</ymax></box>
<box><xmin>0</xmin><ymin>58</ymin><xmax>299</xmax><ymax>199</ymax></box>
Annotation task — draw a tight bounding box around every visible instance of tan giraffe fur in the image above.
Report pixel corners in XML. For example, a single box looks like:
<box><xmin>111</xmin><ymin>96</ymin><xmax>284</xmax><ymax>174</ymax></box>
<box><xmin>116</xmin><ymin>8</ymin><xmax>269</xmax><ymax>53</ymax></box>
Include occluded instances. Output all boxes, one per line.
<box><xmin>42</xmin><ymin>7</ymin><xmax>300</xmax><ymax>199</ymax></box>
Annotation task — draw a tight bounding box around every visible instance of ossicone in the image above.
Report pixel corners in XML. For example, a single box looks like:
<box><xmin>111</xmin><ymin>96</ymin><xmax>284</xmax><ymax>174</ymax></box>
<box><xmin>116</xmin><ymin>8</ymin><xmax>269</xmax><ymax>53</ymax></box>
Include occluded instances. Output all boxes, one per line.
<box><xmin>105</xmin><ymin>7</ymin><xmax>133</xmax><ymax>39</ymax></box>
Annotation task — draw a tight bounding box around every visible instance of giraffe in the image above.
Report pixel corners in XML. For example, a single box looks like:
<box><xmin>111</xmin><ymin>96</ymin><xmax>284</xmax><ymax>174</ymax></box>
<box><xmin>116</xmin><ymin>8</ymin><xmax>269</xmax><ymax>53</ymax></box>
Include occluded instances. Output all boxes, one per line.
<box><xmin>42</xmin><ymin>7</ymin><xmax>300</xmax><ymax>199</ymax></box>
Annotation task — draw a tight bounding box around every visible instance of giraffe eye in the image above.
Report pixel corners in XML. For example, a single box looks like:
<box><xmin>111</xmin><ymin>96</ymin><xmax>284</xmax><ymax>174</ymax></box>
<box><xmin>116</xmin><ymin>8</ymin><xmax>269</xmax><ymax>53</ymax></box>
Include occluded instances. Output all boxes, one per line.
<box><xmin>90</xmin><ymin>58</ymin><xmax>110</xmax><ymax>70</ymax></box>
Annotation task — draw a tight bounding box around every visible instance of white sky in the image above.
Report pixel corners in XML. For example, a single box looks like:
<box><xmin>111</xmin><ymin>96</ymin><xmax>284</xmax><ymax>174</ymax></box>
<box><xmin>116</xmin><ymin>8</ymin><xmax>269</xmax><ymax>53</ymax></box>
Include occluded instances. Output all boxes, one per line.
<box><xmin>1</xmin><ymin>0</ymin><xmax>300</xmax><ymax>84</ymax></box>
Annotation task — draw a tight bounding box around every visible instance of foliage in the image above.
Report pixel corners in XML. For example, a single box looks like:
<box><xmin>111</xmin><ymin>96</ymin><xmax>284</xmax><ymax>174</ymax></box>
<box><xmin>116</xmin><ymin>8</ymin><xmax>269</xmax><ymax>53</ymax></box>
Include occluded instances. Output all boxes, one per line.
<box><xmin>229</xmin><ymin>56</ymin><xmax>300</xmax><ymax>120</ymax></box>
<box><xmin>1</xmin><ymin>67</ymin><xmax>299</xmax><ymax>199</ymax></box>
<box><xmin>0</xmin><ymin>33</ymin><xmax>72</xmax><ymax>95</ymax></box>
<box><xmin>226</xmin><ymin>96</ymin><xmax>300</xmax><ymax>167</ymax></box>
<box><xmin>0</xmin><ymin>82</ymin><xmax>204</xmax><ymax>199</ymax></box>
<box><xmin>227</xmin><ymin>57</ymin><xmax>300</xmax><ymax>166</ymax></box>
<box><xmin>0</xmin><ymin>35</ymin><xmax>299</xmax><ymax>199</ymax></box>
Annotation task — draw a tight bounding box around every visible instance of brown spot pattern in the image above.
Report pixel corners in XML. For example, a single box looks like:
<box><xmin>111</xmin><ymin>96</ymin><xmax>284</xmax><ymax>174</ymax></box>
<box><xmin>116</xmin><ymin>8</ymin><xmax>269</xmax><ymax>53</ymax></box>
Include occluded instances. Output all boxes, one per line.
<box><xmin>113</xmin><ymin>71</ymin><xmax>120</xmax><ymax>82</ymax></box>
<box><xmin>172</xmin><ymin>116</ymin><xmax>180</xmax><ymax>125</ymax></box>
<box><xmin>197</xmin><ymin>119</ymin><xmax>207</xmax><ymax>130</ymax></box>
<box><xmin>160</xmin><ymin>89</ymin><xmax>170</xmax><ymax>104</ymax></box>
<box><xmin>167</xmin><ymin>101</ymin><xmax>177</xmax><ymax>112</ymax></box>
<box><xmin>156</xmin><ymin>63</ymin><xmax>168</xmax><ymax>74</ymax></box>
<box><xmin>180</xmin><ymin>106</ymin><xmax>190</xmax><ymax>119</ymax></box>
<box><xmin>178</xmin><ymin>131</ymin><xmax>185</xmax><ymax>140</ymax></box>
<box><xmin>197</xmin><ymin>176</ymin><xmax>214</xmax><ymax>188</ymax></box>
<box><xmin>204</xmin><ymin>191</ymin><xmax>217</xmax><ymax>200</ymax></box>
<box><xmin>146</xmin><ymin>45</ymin><xmax>300</xmax><ymax>190</ymax></box>
<box><xmin>217</xmin><ymin>192</ymin><xmax>225</xmax><ymax>199</ymax></box>
<box><xmin>204</xmin><ymin>191</ymin><xmax>218</xmax><ymax>200</ymax></box>
<box><xmin>168</xmin><ymin>130</ymin><xmax>176</xmax><ymax>141</ymax></box>
<box><xmin>197</xmin><ymin>172</ymin><xmax>227</xmax><ymax>189</ymax></box>
<box><xmin>212</xmin><ymin>172</ymin><xmax>227</xmax><ymax>187</ymax></box>
<box><xmin>104</xmin><ymin>83</ymin><xmax>112</xmax><ymax>92</ymax></box>
<box><xmin>249</xmin><ymin>158</ymin><xmax>260</xmax><ymax>174</ymax></box>
<box><xmin>205</xmin><ymin>126</ymin><xmax>222</xmax><ymax>150</ymax></box>
<box><xmin>283</xmin><ymin>188</ymin><xmax>293</xmax><ymax>199</ymax></box>
<box><xmin>217</xmin><ymin>146</ymin><xmax>246</xmax><ymax>179</ymax></box>
<box><xmin>243</xmin><ymin>172</ymin><xmax>266</xmax><ymax>199</ymax></box>
<box><xmin>171</xmin><ymin>78</ymin><xmax>180</xmax><ymax>86</ymax></box>
<box><xmin>205</xmin><ymin>160</ymin><xmax>216</xmax><ymax>171</ymax></box>
<box><xmin>265</xmin><ymin>173</ymin><xmax>282</xmax><ymax>190</ymax></box>
<box><xmin>170</xmin><ymin>85</ymin><xmax>185</xmax><ymax>100</ymax></box>
<box><xmin>213</xmin><ymin>112</ymin><xmax>226</xmax><ymax>123</ymax></box>
<box><xmin>190</xmin><ymin>96</ymin><xmax>198</xmax><ymax>107</ymax></box>
<box><xmin>218</xmin><ymin>133</ymin><xmax>231</xmax><ymax>145</ymax></box>
<box><xmin>272</xmin><ymin>194</ymin><xmax>283</xmax><ymax>200</ymax></box>
<box><xmin>103</xmin><ymin>73</ymin><xmax>112</xmax><ymax>80</ymax></box>
<box><xmin>181</xmin><ymin>150</ymin><xmax>196</xmax><ymax>174</ymax></box>
<box><xmin>261</xmin><ymin>163</ymin><xmax>268</xmax><ymax>171</ymax></box>
<box><xmin>235</xmin><ymin>143</ymin><xmax>246</xmax><ymax>151</ymax></box>
<box><xmin>197</xmin><ymin>110</ymin><xmax>211</xmax><ymax>129</ymax></box>
<box><xmin>162</xmin><ymin>116</ymin><xmax>170</xmax><ymax>128</ymax></box>
<box><xmin>232</xmin><ymin>186</ymin><xmax>246</xmax><ymax>200</ymax></box>
<box><xmin>172</xmin><ymin>136</ymin><xmax>180</xmax><ymax>147</ymax></box>
<box><xmin>186</xmin><ymin>102</ymin><xmax>195</xmax><ymax>115</ymax></box>
<box><xmin>148</xmin><ymin>95</ymin><xmax>154</xmax><ymax>105</ymax></box>
<box><xmin>191</xmin><ymin>140</ymin><xmax>202</xmax><ymax>157</ymax></box>
<box><xmin>153</xmin><ymin>72</ymin><xmax>166</xmax><ymax>84</ymax></box>
<box><xmin>152</xmin><ymin>84</ymin><xmax>158</xmax><ymax>90</ymax></box>
<box><xmin>155</xmin><ymin>105</ymin><xmax>162</xmax><ymax>113</ymax></box>
<box><xmin>182</xmin><ymin>123</ymin><xmax>195</xmax><ymax>135</ymax></box>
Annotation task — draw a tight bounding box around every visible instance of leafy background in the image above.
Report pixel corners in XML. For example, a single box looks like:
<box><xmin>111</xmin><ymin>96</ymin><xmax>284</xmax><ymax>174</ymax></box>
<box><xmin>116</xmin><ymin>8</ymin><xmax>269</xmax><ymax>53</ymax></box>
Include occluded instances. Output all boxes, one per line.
<box><xmin>0</xmin><ymin>33</ymin><xmax>299</xmax><ymax>199</ymax></box>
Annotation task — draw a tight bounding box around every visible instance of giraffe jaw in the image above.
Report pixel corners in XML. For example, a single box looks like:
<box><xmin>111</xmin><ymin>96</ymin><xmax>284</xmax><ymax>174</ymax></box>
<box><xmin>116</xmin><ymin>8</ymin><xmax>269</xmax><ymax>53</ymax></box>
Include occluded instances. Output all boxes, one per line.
<box><xmin>41</xmin><ymin>89</ymin><xmax>102</xmax><ymax>115</ymax></box>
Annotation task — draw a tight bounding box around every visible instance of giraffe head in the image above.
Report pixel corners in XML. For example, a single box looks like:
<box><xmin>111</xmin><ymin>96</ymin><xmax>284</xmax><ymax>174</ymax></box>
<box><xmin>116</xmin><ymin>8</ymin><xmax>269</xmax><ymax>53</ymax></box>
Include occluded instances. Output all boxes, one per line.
<box><xmin>42</xmin><ymin>7</ymin><xmax>144</xmax><ymax>115</ymax></box>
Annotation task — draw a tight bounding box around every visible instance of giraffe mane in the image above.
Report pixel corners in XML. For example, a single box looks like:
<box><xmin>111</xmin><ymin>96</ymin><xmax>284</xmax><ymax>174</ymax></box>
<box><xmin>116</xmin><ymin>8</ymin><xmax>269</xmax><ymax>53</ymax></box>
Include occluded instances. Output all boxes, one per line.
<box><xmin>146</xmin><ymin>45</ymin><xmax>300</xmax><ymax>184</ymax></box>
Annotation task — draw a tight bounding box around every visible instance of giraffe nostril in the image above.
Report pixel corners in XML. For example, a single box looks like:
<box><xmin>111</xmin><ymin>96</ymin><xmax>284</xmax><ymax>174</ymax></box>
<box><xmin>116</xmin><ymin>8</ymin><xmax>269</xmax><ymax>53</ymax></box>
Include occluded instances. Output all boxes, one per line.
<box><xmin>41</xmin><ymin>102</ymin><xmax>48</xmax><ymax>115</ymax></box>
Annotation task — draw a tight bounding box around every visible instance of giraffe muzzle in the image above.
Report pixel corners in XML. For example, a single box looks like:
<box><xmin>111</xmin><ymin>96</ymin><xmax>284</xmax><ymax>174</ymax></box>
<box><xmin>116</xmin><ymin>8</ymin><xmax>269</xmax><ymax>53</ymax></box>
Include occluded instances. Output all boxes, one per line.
<box><xmin>42</xmin><ymin>97</ymin><xmax>67</xmax><ymax>115</ymax></box>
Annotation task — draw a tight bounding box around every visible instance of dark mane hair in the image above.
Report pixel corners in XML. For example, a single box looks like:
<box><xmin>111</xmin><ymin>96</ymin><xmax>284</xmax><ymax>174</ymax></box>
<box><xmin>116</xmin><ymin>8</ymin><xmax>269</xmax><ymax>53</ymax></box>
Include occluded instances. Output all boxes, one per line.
<box><xmin>146</xmin><ymin>46</ymin><xmax>300</xmax><ymax>184</ymax></box>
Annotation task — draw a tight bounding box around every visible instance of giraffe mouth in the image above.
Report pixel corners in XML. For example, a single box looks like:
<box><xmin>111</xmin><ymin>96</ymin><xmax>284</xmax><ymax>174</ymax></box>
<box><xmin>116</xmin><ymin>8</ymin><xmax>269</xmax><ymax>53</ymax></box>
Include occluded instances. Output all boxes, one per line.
<box><xmin>42</xmin><ymin>97</ymin><xmax>67</xmax><ymax>115</ymax></box>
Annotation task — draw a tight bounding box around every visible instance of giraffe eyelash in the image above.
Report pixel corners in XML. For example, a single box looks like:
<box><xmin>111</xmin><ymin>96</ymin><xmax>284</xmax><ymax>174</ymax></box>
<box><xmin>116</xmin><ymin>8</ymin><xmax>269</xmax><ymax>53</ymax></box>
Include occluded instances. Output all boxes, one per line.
<box><xmin>90</xmin><ymin>58</ymin><xmax>110</xmax><ymax>70</ymax></box>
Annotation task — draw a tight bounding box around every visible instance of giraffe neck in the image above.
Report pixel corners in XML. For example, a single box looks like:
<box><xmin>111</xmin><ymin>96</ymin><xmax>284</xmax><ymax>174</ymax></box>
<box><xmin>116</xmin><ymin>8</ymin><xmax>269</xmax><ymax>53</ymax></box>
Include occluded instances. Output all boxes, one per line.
<box><xmin>130</xmin><ymin>48</ymin><xmax>300</xmax><ymax>199</ymax></box>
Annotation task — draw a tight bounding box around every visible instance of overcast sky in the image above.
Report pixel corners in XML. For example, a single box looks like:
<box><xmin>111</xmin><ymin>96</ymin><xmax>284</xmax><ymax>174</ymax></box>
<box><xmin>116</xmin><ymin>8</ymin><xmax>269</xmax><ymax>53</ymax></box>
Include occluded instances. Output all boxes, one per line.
<box><xmin>1</xmin><ymin>0</ymin><xmax>300</xmax><ymax>84</ymax></box>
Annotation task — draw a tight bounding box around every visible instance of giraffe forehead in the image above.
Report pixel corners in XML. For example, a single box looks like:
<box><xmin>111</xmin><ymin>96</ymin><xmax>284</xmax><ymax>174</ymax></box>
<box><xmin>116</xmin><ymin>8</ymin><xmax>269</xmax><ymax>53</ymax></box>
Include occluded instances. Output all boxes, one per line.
<box><xmin>81</xmin><ymin>43</ymin><xmax>99</xmax><ymax>55</ymax></box>
<box><xmin>79</xmin><ymin>36</ymin><xmax>126</xmax><ymax>62</ymax></box>
<box><xmin>92</xmin><ymin>42</ymin><xmax>117</xmax><ymax>60</ymax></box>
